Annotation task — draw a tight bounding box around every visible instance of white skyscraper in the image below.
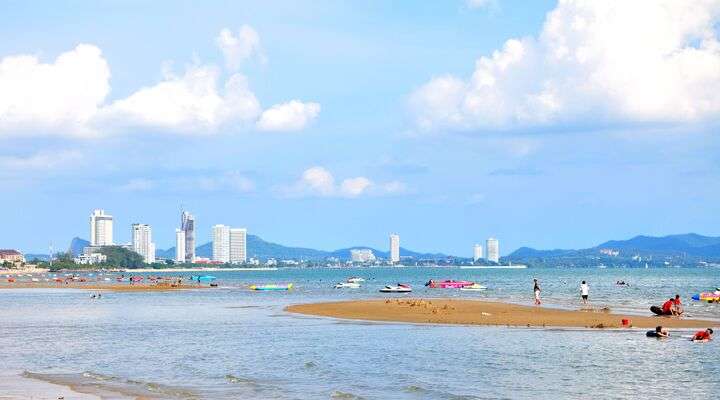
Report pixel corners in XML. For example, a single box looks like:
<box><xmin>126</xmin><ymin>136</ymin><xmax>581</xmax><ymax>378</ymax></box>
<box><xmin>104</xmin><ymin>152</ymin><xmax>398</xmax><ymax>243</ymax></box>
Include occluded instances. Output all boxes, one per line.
<box><xmin>389</xmin><ymin>234</ymin><xmax>400</xmax><ymax>264</ymax></box>
<box><xmin>212</xmin><ymin>224</ymin><xmax>231</xmax><ymax>263</ymax></box>
<box><xmin>181</xmin><ymin>211</ymin><xmax>195</xmax><ymax>263</ymax></box>
<box><xmin>90</xmin><ymin>209</ymin><xmax>113</xmax><ymax>246</ymax></box>
<box><xmin>131</xmin><ymin>223</ymin><xmax>155</xmax><ymax>264</ymax></box>
<box><xmin>229</xmin><ymin>228</ymin><xmax>247</xmax><ymax>264</ymax></box>
<box><xmin>175</xmin><ymin>229</ymin><xmax>186</xmax><ymax>263</ymax></box>
<box><xmin>486</xmin><ymin>237</ymin><xmax>499</xmax><ymax>263</ymax></box>
<box><xmin>473</xmin><ymin>243</ymin><xmax>483</xmax><ymax>262</ymax></box>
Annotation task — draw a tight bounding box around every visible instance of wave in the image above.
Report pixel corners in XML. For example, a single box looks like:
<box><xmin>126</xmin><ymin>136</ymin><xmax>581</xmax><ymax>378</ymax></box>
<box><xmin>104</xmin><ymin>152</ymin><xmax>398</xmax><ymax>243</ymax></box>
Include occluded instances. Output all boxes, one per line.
<box><xmin>23</xmin><ymin>370</ymin><xmax>197</xmax><ymax>399</ymax></box>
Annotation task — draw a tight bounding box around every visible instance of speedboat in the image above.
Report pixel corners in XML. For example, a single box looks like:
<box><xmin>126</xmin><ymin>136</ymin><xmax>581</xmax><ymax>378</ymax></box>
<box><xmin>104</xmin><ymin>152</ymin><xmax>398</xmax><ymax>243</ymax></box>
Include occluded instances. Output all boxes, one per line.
<box><xmin>379</xmin><ymin>284</ymin><xmax>412</xmax><ymax>293</ymax></box>
<box><xmin>459</xmin><ymin>283</ymin><xmax>487</xmax><ymax>291</ymax></box>
<box><xmin>249</xmin><ymin>283</ymin><xmax>293</xmax><ymax>291</ymax></box>
<box><xmin>425</xmin><ymin>280</ymin><xmax>475</xmax><ymax>289</ymax></box>
<box><xmin>346</xmin><ymin>277</ymin><xmax>365</xmax><ymax>283</ymax></box>
<box><xmin>335</xmin><ymin>282</ymin><xmax>360</xmax><ymax>289</ymax></box>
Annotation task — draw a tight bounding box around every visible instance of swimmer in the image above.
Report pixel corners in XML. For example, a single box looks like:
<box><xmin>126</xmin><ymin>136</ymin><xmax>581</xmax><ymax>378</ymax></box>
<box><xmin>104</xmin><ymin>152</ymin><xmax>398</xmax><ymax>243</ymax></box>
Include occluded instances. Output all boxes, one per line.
<box><xmin>691</xmin><ymin>328</ymin><xmax>713</xmax><ymax>342</ymax></box>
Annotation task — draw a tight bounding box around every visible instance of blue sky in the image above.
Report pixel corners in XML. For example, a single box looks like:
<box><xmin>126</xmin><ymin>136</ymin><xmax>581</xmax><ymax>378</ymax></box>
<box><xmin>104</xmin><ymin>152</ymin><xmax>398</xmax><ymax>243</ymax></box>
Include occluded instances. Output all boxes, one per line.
<box><xmin>1</xmin><ymin>0</ymin><xmax>719</xmax><ymax>256</ymax></box>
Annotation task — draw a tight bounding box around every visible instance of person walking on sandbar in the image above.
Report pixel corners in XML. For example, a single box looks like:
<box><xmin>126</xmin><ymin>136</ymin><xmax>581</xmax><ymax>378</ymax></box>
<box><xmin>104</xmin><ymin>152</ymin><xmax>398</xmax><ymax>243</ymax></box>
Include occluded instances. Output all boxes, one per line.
<box><xmin>580</xmin><ymin>280</ymin><xmax>589</xmax><ymax>305</ymax></box>
<box><xmin>533</xmin><ymin>278</ymin><xmax>541</xmax><ymax>305</ymax></box>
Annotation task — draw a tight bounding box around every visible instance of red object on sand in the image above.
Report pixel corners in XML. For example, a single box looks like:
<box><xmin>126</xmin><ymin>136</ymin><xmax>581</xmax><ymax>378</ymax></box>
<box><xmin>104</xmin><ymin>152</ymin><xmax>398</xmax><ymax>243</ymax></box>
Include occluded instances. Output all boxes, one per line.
<box><xmin>621</xmin><ymin>319</ymin><xmax>631</xmax><ymax>326</ymax></box>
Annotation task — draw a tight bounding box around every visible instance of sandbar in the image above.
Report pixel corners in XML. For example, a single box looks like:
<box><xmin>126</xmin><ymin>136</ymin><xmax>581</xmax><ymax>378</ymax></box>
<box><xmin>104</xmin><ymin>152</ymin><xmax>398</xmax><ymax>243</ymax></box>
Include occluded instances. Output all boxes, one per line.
<box><xmin>286</xmin><ymin>299</ymin><xmax>719</xmax><ymax>329</ymax></box>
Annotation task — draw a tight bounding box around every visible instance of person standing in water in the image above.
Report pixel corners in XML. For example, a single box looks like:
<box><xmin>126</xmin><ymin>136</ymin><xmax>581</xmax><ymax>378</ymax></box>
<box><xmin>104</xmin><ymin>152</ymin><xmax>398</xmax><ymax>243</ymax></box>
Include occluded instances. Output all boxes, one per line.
<box><xmin>580</xmin><ymin>281</ymin><xmax>589</xmax><ymax>305</ymax></box>
<box><xmin>533</xmin><ymin>279</ymin><xmax>541</xmax><ymax>305</ymax></box>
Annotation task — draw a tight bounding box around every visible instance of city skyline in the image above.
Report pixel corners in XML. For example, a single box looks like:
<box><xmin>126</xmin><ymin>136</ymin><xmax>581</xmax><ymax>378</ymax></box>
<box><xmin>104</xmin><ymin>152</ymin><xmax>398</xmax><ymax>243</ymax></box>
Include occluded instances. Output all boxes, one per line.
<box><xmin>2</xmin><ymin>1</ymin><xmax>719</xmax><ymax>255</ymax></box>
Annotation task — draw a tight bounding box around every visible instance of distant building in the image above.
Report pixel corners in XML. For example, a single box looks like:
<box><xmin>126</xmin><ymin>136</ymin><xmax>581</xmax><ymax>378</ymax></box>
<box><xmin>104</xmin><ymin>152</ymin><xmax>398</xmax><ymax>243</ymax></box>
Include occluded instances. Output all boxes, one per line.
<box><xmin>229</xmin><ymin>228</ymin><xmax>247</xmax><ymax>264</ymax></box>
<box><xmin>0</xmin><ymin>249</ymin><xmax>24</xmax><ymax>265</ymax></box>
<box><xmin>131</xmin><ymin>223</ymin><xmax>156</xmax><ymax>264</ymax></box>
<box><xmin>389</xmin><ymin>234</ymin><xmax>400</xmax><ymax>264</ymax></box>
<box><xmin>351</xmin><ymin>249</ymin><xmax>376</xmax><ymax>263</ymax></box>
<box><xmin>212</xmin><ymin>224</ymin><xmax>230</xmax><ymax>263</ymax></box>
<box><xmin>181</xmin><ymin>211</ymin><xmax>195</xmax><ymax>263</ymax></box>
<box><xmin>486</xmin><ymin>238</ymin><xmax>499</xmax><ymax>263</ymax></box>
<box><xmin>90</xmin><ymin>209</ymin><xmax>113</xmax><ymax>246</ymax></box>
<box><xmin>175</xmin><ymin>229</ymin><xmax>186</xmax><ymax>263</ymax></box>
<box><xmin>473</xmin><ymin>244</ymin><xmax>483</xmax><ymax>262</ymax></box>
<box><xmin>74</xmin><ymin>252</ymin><xmax>107</xmax><ymax>265</ymax></box>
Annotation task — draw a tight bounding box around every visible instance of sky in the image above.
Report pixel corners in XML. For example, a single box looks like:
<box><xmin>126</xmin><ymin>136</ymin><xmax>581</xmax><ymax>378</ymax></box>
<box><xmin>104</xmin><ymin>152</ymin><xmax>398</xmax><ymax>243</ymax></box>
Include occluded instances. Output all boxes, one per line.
<box><xmin>1</xmin><ymin>0</ymin><xmax>720</xmax><ymax>256</ymax></box>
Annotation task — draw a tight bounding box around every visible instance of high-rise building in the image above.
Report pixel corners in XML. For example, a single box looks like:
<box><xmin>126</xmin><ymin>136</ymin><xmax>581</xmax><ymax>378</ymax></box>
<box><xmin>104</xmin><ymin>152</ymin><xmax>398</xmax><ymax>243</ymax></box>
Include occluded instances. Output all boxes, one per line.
<box><xmin>212</xmin><ymin>224</ymin><xmax>230</xmax><ymax>263</ymax></box>
<box><xmin>473</xmin><ymin>243</ymin><xmax>483</xmax><ymax>262</ymax></box>
<box><xmin>486</xmin><ymin>237</ymin><xmax>499</xmax><ymax>263</ymax></box>
<box><xmin>389</xmin><ymin>234</ymin><xmax>400</xmax><ymax>264</ymax></box>
<box><xmin>181</xmin><ymin>211</ymin><xmax>195</xmax><ymax>263</ymax></box>
<box><xmin>175</xmin><ymin>229</ymin><xmax>186</xmax><ymax>263</ymax></box>
<box><xmin>351</xmin><ymin>249</ymin><xmax>376</xmax><ymax>263</ymax></box>
<box><xmin>229</xmin><ymin>228</ymin><xmax>247</xmax><ymax>264</ymax></box>
<box><xmin>90</xmin><ymin>209</ymin><xmax>113</xmax><ymax>246</ymax></box>
<box><xmin>131</xmin><ymin>223</ymin><xmax>155</xmax><ymax>264</ymax></box>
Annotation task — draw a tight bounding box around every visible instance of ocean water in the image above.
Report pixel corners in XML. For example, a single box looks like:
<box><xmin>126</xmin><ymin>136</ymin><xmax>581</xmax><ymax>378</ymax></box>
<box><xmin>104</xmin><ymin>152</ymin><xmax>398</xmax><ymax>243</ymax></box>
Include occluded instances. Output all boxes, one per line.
<box><xmin>1</xmin><ymin>267</ymin><xmax>718</xmax><ymax>399</ymax></box>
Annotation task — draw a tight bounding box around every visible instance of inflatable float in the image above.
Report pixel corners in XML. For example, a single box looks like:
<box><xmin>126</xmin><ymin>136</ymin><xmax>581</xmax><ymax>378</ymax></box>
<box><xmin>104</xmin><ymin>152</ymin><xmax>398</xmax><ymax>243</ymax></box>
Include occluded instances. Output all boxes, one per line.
<box><xmin>691</xmin><ymin>291</ymin><xmax>720</xmax><ymax>303</ymax></box>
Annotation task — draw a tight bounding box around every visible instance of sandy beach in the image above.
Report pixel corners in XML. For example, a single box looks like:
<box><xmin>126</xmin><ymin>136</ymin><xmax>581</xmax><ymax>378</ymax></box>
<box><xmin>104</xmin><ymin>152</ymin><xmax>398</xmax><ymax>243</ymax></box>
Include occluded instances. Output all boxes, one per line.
<box><xmin>286</xmin><ymin>299</ymin><xmax>720</xmax><ymax>329</ymax></box>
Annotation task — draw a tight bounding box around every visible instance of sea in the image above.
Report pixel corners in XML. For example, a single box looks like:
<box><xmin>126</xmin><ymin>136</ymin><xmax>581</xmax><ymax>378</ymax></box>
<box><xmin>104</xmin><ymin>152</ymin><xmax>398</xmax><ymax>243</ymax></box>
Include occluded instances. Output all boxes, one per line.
<box><xmin>1</xmin><ymin>266</ymin><xmax>719</xmax><ymax>399</ymax></box>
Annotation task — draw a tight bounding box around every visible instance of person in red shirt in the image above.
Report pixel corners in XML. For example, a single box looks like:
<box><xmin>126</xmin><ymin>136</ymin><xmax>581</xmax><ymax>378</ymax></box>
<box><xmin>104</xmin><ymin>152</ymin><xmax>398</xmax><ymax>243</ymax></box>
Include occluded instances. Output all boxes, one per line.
<box><xmin>672</xmin><ymin>294</ymin><xmax>684</xmax><ymax>316</ymax></box>
<box><xmin>661</xmin><ymin>298</ymin><xmax>674</xmax><ymax>315</ymax></box>
<box><xmin>692</xmin><ymin>328</ymin><xmax>713</xmax><ymax>342</ymax></box>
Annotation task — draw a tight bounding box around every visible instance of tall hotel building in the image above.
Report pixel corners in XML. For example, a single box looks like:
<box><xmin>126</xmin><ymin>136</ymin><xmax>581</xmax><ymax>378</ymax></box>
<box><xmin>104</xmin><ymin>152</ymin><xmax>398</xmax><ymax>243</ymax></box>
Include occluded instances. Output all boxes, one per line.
<box><xmin>486</xmin><ymin>237</ymin><xmax>500</xmax><ymax>263</ymax></box>
<box><xmin>473</xmin><ymin>243</ymin><xmax>483</xmax><ymax>262</ymax></box>
<box><xmin>90</xmin><ymin>209</ymin><xmax>113</xmax><ymax>246</ymax></box>
<box><xmin>389</xmin><ymin>234</ymin><xmax>400</xmax><ymax>264</ymax></box>
<box><xmin>175</xmin><ymin>229</ymin><xmax>186</xmax><ymax>263</ymax></box>
<box><xmin>181</xmin><ymin>211</ymin><xmax>195</xmax><ymax>263</ymax></box>
<box><xmin>213</xmin><ymin>225</ymin><xmax>247</xmax><ymax>264</ymax></box>
<box><xmin>131</xmin><ymin>224</ymin><xmax>156</xmax><ymax>264</ymax></box>
<box><xmin>212</xmin><ymin>225</ymin><xmax>231</xmax><ymax>263</ymax></box>
<box><xmin>229</xmin><ymin>228</ymin><xmax>247</xmax><ymax>263</ymax></box>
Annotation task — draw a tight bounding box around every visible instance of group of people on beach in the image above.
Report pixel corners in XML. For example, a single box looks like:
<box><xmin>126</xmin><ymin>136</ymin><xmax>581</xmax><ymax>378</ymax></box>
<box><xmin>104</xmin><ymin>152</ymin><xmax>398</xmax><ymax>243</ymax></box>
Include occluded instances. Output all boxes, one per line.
<box><xmin>532</xmin><ymin>278</ymin><xmax>714</xmax><ymax>342</ymax></box>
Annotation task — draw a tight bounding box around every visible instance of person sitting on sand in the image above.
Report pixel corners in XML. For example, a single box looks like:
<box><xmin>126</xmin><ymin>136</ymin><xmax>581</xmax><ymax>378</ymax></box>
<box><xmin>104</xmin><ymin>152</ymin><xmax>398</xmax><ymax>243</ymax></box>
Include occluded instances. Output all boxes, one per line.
<box><xmin>646</xmin><ymin>326</ymin><xmax>669</xmax><ymax>338</ymax></box>
<box><xmin>691</xmin><ymin>328</ymin><xmax>713</xmax><ymax>342</ymax></box>
<box><xmin>672</xmin><ymin>294</ymin><xmax>683</xmax><ymax>316</ymax></box>
<box><xmin>533</xmin><ymin>279</ymin><xmax>541</xmax><ymax>305</ymax></box>
<box><xmin>661</xmin><ymin>298</ymin><xmax>675</xmax><ymax>316</ymax></box>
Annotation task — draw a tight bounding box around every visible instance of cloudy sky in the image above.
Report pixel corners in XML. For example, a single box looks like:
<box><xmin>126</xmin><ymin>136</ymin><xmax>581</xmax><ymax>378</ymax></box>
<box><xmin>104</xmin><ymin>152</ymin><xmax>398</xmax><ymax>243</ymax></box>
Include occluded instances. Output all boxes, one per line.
<box><xmin>2</xmin><ymin>0</ymin><xmax>720</xmax><ymax>255</ymax></box>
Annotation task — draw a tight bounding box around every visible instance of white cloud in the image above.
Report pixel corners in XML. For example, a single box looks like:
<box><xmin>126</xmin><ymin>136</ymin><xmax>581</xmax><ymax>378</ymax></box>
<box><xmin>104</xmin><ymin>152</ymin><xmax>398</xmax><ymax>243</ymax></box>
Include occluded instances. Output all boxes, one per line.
<box><xmin>0</xmin><ymin>44</ymin><xmax>110</xmax><ymax>137</ymax></box>
<box><xmin>257</xmin><ymin>100</ymin><xmax>321</xmax><ymax>132</ymax></box>
<box><xmin>95</xmin><ymin>65</ymin><xmax>261</xmax><ymax>133</ymax></box>
<box><xmin>411</xmin><ymin>0</ymin><xmax>720</xmax><ymax>131</ymax></box>
<box><xmin>216</xmin><ymin>26</ymin><xmax>265</xmax><ymax>70</ymax></box>
<box><xmin>119</xmin><ymin>171</ymin><xmax>255</xmax><ymax>193</ymax></box>
<box><xmin>0</xmin><ymin>26</ymin><xmax>319</xmax><ymax>137</ymax></box>
<box><xmin>0</xmin><ymin>149</ymin><xmax>82</xmax><ymax>171</ymax></box>
<box><xmin>466</xmin><ymin>0</ymin><xmax>495</xmax><ymax>9</ymax></box>
<box><xmin>280</xmin><ymin>166</ymin><xmax>403</xmax><ymax>198</ymax></box>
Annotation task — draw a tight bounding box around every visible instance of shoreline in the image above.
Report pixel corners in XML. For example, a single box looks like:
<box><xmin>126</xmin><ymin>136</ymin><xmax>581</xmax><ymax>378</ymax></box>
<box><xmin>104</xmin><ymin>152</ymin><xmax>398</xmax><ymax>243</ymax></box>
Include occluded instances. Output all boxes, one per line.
<box><xmin>286</xmin><ymin>299</ymin><xmax>719</xmax><ymax>329</ymax></box>
<box><xmin>0</xmin><ymin>283</ymin><xmax>208</xmax><ymax>292</ymax></box>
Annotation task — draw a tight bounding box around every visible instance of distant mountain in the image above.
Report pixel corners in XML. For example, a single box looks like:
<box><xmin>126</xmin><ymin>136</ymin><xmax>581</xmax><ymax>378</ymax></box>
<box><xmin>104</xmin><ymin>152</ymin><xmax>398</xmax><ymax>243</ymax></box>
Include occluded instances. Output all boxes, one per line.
<box><xmin>153</xmin><ymin>234</ymin><xmax>450</xmax><ymax>261</ymax></box>
<box><xmin>69</xmin><ymin>237</ymin><xmax>90</xmax><ymax>257</ymax></box>
<box><xmin>508</xmin><ymin>233</ymin><xmax>720</xmax><ymax>265</ymax></box>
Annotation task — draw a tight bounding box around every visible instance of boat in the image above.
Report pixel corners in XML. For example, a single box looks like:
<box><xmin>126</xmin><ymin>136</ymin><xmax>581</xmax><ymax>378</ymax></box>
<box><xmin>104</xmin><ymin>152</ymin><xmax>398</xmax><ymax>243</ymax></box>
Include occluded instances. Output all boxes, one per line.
<box><xmin>249</xmin><ymin>283</ymin><xmax>293</xmax><ymax>291</ymax></box>
<box><xmin>459</xmin><ymin>283</ymin><xmax>487</xmax><ymax>291</ymax></box>
<box><xmin>334</xmin><ymin>282</ymin><xmax>360</xmax><ymax>289</ymax></box>
<box><xmin>346</xmin><ymin>277</ymin><xmax>365</xmax><ymax>283</ymax></box>
<box><xmin>425</xmin><ymin>279</ymin><xmax>475</xmax><ymax>289</ymax></box>
<box><xmin>379</xmin><ymin>284</ymin><xmax>412</xmax><ymax>293</ymax></box>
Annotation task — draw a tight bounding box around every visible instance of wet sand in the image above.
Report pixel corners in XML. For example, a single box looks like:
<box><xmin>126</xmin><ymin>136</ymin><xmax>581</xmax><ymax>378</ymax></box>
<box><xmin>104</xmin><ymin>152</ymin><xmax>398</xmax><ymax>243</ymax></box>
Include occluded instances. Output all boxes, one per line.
<box><xmin>286</xmin><ymin>299</ymin><xmax>720</xmax><ymax>329</ymax></box>
<box><xmin>0</xmin><ymin>372</ymin><xmax>102</xmax><ymax>400</ymax></box>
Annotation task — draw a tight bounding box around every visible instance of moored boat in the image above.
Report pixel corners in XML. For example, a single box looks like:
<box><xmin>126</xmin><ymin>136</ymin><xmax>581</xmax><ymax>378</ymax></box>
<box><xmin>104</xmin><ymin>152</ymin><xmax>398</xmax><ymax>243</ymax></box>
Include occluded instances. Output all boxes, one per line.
<box><xmin>335</xmin><ymin>282</ymin><xmax>360</xmax><ymax>289</ymax></box>
<box><xmin>425</xmin><ymin>279</ymin><xmax>475</xmax><ymax>289</ymax></box>
<box><xmin>249</xmin><ymin>283</ymin><xmax>293</xmax><ymax>291</ymax></box>
<box><xmin>379</xmin><ymin>284</ymin><xmax>412</xmax><ymax>293</ymax></box>
<box><xmin>346</xmin><ymin>277</ymin><xmax>365</xmax><ymax>283</ymax></box>
<box><xmin>459</xmin><ymin>283</ymin><xmax>487</xmax><ymax>291</ymax></box>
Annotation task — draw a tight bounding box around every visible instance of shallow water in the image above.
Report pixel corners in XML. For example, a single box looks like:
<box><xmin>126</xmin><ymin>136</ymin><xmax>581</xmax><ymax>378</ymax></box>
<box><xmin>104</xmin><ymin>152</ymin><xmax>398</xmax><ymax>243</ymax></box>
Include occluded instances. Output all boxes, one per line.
<box><xmin>1</xmin><ymin>267</ymin><xmax>718</xmax><ymax>399</ymax></box>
